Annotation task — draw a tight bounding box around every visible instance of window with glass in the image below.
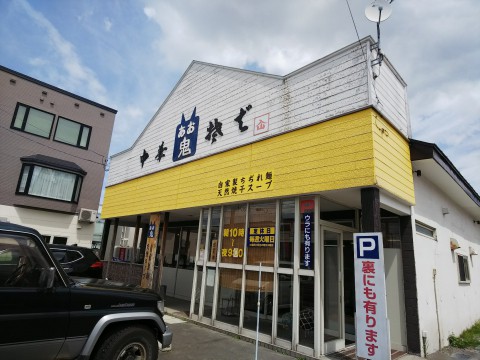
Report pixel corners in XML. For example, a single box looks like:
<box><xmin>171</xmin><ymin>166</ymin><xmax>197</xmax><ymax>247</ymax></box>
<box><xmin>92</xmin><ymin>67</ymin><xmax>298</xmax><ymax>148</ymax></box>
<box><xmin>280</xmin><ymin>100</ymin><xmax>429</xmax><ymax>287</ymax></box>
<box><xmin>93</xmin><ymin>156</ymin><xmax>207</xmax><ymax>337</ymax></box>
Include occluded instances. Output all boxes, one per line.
<box><xmin>221</xmin><ymin>204</ymin><xmax>246</xmax><ymax>264</ymax></box>
<box><xmin>279</xmin><ymin>199</ymin><xmax>294</xmax><ymax>268</ymax></box>
<box><xmin>381</xmin><ymin>217</ymin><xmax>401</xmax><ymax>248</ymax></box>
<box><xmin>277</xmin><ymin>274</ymin><xmax>293</xmax><ymax>341</ymax></box>
<box><xmin>299</xmin><ymin>275</ymin><xmax>315</xmax><ymax>347</ymax></box>
<box><xmin>216</xmin><ymin>268</ymin><xmax>242</xmax><ymax>326</ymax></box>
<box><xmin>52</xmin><ymin>237</ymin><xmax>68</xmax><ymax>245</ymax></box>
<box><xmin>197</xmin><ymin>209</ymin><xmax>209</xmax><ymax>265</ymax></box>
<box><xmin>247</xmin><ymin>202</ymin><xmax>275</xmax><ymax>266</ymax></box>
<box><xmin>163</xmin><ymin>228</ymin><xmax>180</xmax><ymax>268</ymax></box>
<box><xmin>54</xmin><ymin>117</ymin><xmax>91</xmax><ymax>149</ymax></box>
<box><xmin>0</xmin><ymin>234</ymin><xmax>56</xmax><ymax>288</ymax></box>
<box><xmin>162</xmin><ymin>226</ymin><xmax>198</xmax><ymax>269</ymax></box>
<box><xmin>194</xmin><ymin>210</ymin><xmax>209</xmax><ymax>315</ymax></box>
<box><xmin>11</xmin><ymin>103</ymin><xmax>55</xmax><ymax>138</ymax></box>
<box><xmin>208</xmin><ymin>208</ymin><xmax>221</xmax><ymax>262</ymax></box>
<box><xmin>203</xmin><ymin>267</ymin><xmax>216</xmax><ymax>318</ymax></box>
<box><xmin>243</xmin><ymin>270</ymin><xmax>273</xmax><ymax>334</ymax></box>
<box><xmin>178</xmin><ymin>227</ymin><xmax>198</xmax><ymax>270</ymax></box>
<box><xmin>457</xmin><ymin>254</ymin><xmax>470</xmax><ymax>283</ymax></box>
<box><xmin>16</xmin><ymin>164</ymin><xmax>83</xmax><ymax>203</ymax></box>
<box><xmin>416</xmin><ymin>221</ymin><xmax>436</xmax><ymax>239</ymax></box>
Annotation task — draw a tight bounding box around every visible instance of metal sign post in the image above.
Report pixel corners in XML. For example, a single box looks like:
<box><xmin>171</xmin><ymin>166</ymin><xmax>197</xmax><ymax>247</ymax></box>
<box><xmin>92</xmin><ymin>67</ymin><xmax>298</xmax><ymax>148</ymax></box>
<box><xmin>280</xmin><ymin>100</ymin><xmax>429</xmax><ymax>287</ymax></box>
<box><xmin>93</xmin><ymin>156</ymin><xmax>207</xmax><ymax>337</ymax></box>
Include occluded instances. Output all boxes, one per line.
<box><xmin>255</xmin><ymin>262</ymin><xmax>262</xmax><ymax>360</ymax></box>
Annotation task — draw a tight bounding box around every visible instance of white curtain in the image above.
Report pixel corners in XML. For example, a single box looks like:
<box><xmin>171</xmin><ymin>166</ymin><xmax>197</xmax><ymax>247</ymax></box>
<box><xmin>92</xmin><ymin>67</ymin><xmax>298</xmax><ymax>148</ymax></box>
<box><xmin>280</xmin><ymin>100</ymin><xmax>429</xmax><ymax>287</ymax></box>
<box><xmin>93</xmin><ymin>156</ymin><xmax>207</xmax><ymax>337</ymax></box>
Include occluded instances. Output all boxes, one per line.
<box><xmin>29</xmin><ymin>166</ymin><xmax>76</xmax><ymax>201</ymax></box>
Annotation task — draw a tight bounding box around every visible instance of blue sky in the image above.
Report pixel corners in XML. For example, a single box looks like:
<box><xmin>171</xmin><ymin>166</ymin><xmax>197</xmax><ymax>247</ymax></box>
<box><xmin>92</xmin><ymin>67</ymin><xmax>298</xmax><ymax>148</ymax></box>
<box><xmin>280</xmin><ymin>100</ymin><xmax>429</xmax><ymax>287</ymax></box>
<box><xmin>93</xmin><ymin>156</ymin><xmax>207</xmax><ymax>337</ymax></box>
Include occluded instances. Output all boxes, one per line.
<box><xmin>1</xmin><ymin>0</ymin><xmax>479</xmax><ymax>194</ymax></box>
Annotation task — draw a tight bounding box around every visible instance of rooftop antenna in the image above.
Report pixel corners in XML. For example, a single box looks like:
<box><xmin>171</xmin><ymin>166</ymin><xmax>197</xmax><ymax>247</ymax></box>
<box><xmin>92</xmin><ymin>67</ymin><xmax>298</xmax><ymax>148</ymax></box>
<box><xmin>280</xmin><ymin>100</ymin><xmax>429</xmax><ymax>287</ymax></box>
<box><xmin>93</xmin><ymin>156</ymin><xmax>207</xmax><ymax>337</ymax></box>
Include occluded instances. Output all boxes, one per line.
<box><xmin>365</xmin><ymin>0</ymin><xmax>392</xmax><ymax>70</ymax></box>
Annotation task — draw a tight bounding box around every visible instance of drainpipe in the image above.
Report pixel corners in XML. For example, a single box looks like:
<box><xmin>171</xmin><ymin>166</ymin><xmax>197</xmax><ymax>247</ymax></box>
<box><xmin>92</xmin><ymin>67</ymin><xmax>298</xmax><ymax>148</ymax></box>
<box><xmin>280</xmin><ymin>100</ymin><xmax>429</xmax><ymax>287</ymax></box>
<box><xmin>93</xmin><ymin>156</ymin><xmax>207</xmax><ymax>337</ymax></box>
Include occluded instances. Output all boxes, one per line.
<box><xmin>432</xmin><ymin>268</ymin><xmax>442</xmax><ymax>351</ymax></box>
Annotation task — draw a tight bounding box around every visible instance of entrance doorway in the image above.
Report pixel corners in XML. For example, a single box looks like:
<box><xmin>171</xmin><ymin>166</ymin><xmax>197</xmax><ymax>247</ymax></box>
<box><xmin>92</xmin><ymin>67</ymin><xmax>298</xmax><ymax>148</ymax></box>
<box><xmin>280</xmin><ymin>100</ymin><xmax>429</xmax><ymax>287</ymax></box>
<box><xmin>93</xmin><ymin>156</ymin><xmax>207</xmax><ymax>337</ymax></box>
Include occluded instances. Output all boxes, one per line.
<box><xmin>321</xmin><ymin>225</ymin><xmax>355</xmax><ymax>354</ymax></box>
<box><xmin>162</xmin><ymin>226</ymin><xmax>198</xmax><ymax>300</ymax></box>
<box><xmin>323</xmin><ymin>227</ymin><xmax>345</xmax><ymax>353</ymax></box>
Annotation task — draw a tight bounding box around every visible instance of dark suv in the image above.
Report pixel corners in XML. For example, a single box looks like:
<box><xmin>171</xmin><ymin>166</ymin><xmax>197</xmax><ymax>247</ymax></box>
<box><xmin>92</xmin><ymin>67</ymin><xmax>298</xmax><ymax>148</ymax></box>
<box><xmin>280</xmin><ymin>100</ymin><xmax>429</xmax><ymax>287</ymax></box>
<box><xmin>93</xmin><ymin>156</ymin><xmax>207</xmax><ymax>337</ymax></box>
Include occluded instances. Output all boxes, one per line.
<box><xmin>48</xmin><ymin>244</ymin><xmax>103</xmax><ymax>278</ymax></box>
<box><xmin>0</xmin><ymin>221</ymin><xmax>172</xmax><ymax>360</ymax></box>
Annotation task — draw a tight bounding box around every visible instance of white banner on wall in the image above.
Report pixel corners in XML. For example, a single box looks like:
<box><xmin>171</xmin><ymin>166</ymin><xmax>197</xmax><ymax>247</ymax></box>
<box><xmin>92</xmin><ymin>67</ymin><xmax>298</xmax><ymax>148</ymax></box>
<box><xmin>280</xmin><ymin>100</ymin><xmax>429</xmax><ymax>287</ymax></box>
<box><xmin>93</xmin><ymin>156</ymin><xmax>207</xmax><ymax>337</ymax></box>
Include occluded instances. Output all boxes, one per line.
<box><xmin>354</xmin><ymin>232</ymin><xmax>391</xmax><ymax>360</ymax></box>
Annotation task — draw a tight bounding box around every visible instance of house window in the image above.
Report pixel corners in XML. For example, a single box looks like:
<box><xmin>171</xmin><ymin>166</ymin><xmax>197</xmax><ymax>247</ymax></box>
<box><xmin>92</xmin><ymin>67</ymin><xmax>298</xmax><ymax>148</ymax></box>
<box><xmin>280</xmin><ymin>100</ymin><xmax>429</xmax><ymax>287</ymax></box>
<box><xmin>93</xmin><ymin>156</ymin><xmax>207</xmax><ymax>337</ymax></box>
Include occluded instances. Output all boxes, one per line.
<box><xmin>54</xmin><ymin>117</ymin><xmax>91</xmax><ymax>149</ymax></box>
<box><xmin>415</xmin><ymin>221</ymin><xmax>436</xmax><ymax>240</ymax></box>
<box><xmin>16</xmin><ymin>164</ymin><xmax>83</xmax><ymax>203</ymax></box>
<box><xmin>11</xmin><ymin>103</ymin><xmax>55</xmax><ymax>138</ymax></box>
<box><xmin>457</xmin><ymin>254</ymin><xmax>470</xmax><ymax>283</ymax></box>
<box><xmin>52</xmin><ymin>237</ymin><xmax>68</xmax><ymax>245</ymax></box>
<box><xmin>382</xmin><ymin>217</ymin><xmax>401</xmax><ymax>248</ymax></box>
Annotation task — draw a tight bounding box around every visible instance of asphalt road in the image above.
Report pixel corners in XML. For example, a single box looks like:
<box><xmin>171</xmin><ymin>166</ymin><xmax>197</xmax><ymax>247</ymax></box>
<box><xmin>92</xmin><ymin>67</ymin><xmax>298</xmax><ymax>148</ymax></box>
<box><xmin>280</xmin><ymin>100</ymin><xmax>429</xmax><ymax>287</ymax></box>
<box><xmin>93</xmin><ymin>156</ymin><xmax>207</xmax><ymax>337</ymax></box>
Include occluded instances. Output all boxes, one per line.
<box><xmin>159</xmin><ymin>315</ymin><xmax>480</xmax><ymax>360</ymax></box>
<box><xmin>159</xmin><ymin>315</ymin><xmax>296</xmax><ymax>360</ymax></box>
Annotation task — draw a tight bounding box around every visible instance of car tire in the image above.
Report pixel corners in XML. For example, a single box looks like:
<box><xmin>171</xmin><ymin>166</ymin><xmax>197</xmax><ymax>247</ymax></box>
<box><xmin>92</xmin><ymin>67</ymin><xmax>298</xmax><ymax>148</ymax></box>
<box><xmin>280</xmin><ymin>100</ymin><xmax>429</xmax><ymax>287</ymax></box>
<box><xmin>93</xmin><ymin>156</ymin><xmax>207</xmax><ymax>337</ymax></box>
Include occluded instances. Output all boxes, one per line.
<box><xmin>92</xmin><ymin>325</ymin><xmax>158</xmax><ymax>360</ymax></box>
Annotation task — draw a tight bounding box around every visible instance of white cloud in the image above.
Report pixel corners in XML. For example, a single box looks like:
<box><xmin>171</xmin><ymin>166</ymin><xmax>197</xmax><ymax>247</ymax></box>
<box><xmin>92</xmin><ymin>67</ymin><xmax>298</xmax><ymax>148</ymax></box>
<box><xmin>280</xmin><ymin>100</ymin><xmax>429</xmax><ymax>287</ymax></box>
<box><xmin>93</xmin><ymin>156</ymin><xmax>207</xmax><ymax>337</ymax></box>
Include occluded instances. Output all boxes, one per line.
<box><xmin>104</xmin><ymin>18</ymin><xmax>113</xmax><ymax>31</ymax></box>
<box><xmin>139</xmin><ymin>0</ymin><xmax>480</xmax><ymax>192</ymax></box>
<box><xmin>1</xmin><ymin>0</ymin><xmax>478</xmax><ymax>193</ymax></box>
<box><xmin>17</xmin><ymin>0</ymin><xmax>108</xmax><ymax>103</ymax></box>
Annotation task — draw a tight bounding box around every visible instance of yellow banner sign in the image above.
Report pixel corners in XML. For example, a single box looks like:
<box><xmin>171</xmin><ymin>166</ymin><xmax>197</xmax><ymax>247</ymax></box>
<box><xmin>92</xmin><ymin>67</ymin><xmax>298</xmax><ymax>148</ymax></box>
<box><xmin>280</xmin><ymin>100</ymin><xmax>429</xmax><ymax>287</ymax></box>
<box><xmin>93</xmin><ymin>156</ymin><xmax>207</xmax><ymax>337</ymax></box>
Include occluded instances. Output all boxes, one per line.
<box><xmin>247</xmin><ymin>227</ymin><xmax>275</xmax><ymax>247</ymax></box>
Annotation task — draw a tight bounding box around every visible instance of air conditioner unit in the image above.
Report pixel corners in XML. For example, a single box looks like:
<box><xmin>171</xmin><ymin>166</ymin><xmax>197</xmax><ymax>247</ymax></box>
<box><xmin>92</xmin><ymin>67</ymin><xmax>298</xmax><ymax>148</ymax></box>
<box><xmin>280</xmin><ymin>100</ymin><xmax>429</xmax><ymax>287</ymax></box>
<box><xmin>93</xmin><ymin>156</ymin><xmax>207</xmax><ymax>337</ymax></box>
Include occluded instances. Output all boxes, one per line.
<box><xmin>78</xmin><ymin>208</ymin><xmax>97</xmax><ymax>223</ymax></box>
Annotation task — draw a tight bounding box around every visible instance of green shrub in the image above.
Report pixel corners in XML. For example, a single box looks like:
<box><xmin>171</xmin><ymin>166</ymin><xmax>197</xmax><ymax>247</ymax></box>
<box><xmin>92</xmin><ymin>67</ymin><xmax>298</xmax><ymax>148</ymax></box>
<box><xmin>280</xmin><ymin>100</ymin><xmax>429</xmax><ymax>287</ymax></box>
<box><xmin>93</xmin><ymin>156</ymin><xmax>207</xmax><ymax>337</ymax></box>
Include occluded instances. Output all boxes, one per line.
<box><xmin>448</xmin><ymin>321</ymin><xmax>480</xmax><ymax>349</ymax></box>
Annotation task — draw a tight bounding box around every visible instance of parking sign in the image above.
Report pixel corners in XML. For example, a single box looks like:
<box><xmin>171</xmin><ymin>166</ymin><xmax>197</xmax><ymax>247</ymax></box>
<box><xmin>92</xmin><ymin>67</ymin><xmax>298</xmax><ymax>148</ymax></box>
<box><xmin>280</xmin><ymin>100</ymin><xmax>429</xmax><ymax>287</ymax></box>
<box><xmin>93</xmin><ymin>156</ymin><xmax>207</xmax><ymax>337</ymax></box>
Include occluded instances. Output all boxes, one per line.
<box><xmin>354</xmin><ymin>233</ymin><xmax>390</xmax><ymax>360</ymax></box>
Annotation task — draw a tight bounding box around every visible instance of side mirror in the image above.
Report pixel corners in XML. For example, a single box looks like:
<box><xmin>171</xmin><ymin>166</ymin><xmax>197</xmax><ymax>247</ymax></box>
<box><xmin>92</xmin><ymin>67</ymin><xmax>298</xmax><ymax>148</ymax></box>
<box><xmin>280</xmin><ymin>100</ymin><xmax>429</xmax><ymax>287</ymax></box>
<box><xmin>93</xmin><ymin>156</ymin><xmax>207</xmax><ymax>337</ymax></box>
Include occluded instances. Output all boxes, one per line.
<box><xmin>40</xmin><ymin>267</ymin><xmax>55</xmax><ymax>289</ymax></box>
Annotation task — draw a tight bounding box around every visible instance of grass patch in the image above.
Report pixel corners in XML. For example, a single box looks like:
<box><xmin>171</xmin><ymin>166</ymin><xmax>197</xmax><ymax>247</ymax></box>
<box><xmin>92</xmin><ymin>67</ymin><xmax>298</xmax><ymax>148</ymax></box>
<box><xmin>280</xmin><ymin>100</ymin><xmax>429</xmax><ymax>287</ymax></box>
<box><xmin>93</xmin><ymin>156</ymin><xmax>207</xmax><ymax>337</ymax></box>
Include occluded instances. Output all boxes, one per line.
<box><xmin>448</xmin><ymin>321</ymin><xmax>480</xmax><ymax>348</ymax></box>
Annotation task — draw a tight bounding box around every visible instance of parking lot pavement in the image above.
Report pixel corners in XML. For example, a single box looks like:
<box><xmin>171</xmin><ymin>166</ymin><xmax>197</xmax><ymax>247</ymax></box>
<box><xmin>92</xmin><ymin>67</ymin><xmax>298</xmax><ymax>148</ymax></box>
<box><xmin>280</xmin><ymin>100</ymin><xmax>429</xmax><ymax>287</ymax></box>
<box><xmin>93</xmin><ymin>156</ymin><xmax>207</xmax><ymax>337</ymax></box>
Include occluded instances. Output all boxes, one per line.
<box><xmin>160</xmin><ymin>315</ymin><xmax>296</xmax><ymax>360</ymax></box>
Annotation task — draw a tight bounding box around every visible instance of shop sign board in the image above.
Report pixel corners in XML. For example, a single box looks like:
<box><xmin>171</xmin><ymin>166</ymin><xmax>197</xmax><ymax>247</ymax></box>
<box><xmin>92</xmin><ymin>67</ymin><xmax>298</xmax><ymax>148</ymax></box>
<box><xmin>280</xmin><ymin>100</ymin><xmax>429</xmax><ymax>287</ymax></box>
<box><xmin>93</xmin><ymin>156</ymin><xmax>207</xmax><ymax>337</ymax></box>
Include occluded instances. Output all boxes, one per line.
<box><xmin>247</xmin><ymin>227</ymin><xmax>275</xmax><ymax>247</ymax></box>
<box><xmin>303</xmin><ymin>212</ymin><xmax>313</xmax><ymax>268</ymax></box>
<box><xmin>141</xmin><ymin>214</ymin><xmax>161</xmax><ymax>289</ymax></box>
<box><xmin>353</xmin><ymin>233</ymin><xmax>390</xmax><ymax>360</ymax></box>
<box><xmin>300</xmin><ymin>199</ymin><xmax>314</xmax><ymax>269</ymax></box>
<box><xmin>217</xmin><ymin>171</ymin><xmax>273</xmax><ymax>197</ymax></box>
<box><xmin>173</xmin><ymin>107</ymin><xmax>199</xmax><ymax>161</ymax></box>
<box><xmin>254</xmin><ymin>113</ymin><xmax>270</xmax><ymax>135</ymax></box>
<box><xmin>221</xmin><ymin>226</ymin><xmax>245</xmax><ymax>259</ymax></box>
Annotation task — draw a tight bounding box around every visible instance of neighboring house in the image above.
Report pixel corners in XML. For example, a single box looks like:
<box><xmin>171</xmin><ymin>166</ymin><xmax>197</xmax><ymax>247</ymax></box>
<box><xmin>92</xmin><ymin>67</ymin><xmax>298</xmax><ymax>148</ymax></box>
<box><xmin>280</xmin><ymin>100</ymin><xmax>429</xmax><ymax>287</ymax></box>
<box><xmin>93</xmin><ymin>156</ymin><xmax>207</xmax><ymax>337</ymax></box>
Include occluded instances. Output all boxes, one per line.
<box><xmin>0</xmin><ymin>65</ymin><xmax>117</xmax><ymax>248</ymax></box>
<box><xmin>100</xmin><ymin>37</ymin><xmax>479</xmax><ymax>358</ymax></box>
<box><xmin>409</xmin><ymin>139</ymin><xmax>480</xmax><ymax>354</ymax></box>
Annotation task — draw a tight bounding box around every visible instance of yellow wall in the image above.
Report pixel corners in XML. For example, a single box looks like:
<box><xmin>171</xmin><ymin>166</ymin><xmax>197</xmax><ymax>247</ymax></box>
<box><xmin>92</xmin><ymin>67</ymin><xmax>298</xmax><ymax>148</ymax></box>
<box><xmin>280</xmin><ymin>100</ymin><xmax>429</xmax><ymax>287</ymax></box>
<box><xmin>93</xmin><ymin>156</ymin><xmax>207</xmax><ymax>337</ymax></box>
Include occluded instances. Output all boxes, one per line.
<box><xmin>372</xmin><ymin>112</ymin><xmax>415</xmax><ymax>203</ymax></box>
<box><xmin>102</xmin><ymin>108</ymin><xmax>414</xmax><ymax>219</ymax></box>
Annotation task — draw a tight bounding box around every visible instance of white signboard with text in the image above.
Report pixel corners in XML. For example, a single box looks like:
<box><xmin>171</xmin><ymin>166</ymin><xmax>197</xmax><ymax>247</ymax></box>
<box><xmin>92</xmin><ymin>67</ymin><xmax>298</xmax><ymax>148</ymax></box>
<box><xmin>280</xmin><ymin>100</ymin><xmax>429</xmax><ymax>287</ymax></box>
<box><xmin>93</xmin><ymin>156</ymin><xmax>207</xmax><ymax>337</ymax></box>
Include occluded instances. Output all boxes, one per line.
<box><xmin>354</xmin><ymin>233</ymin><xmax>390</xmax><ymax>360</ymax></box>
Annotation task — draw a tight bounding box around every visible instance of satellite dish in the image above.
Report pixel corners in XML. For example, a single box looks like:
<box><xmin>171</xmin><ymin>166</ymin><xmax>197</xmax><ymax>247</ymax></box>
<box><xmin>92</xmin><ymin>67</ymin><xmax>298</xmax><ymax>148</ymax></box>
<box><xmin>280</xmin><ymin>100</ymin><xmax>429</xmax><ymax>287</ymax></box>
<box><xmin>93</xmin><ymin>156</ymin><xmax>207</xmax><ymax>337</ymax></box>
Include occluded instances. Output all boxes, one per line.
<box><xmin>365</xmin><ymin>0</ymin><xmax>392</xmax><ymax>23</ymax></box>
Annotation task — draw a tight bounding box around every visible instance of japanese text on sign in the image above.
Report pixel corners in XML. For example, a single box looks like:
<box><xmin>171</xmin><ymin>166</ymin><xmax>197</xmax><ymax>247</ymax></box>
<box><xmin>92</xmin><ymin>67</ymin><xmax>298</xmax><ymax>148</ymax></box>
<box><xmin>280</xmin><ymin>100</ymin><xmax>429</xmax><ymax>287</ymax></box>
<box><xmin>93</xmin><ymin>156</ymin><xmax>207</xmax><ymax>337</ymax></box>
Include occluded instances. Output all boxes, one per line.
<box><xmin>354</xmin><ymin>233</ymin><xmax>390</xmax><ymax>360</ymax></box>
<box><xmin>247</xmin><ymin>227</ymin><xmax>275</xmax><ymax>247</ymax></box>
<box><xmin>303</xmin><ymin>213</ymin><xmax>312</xmax><ymax>268</ymax></box>
<box><xmin>217</xmin><ymin>171</ymin><xmax>274</xmax><ymax>197</ymax></box>
<box><xmin>173</xmin><ymin>107</ymin><xmax>199</xmax><ymax>161</ymax></box>
<box><xmin>221</xmin><ymin>227</ymin><xmax>245</xmax><ymax>259</ymax></box>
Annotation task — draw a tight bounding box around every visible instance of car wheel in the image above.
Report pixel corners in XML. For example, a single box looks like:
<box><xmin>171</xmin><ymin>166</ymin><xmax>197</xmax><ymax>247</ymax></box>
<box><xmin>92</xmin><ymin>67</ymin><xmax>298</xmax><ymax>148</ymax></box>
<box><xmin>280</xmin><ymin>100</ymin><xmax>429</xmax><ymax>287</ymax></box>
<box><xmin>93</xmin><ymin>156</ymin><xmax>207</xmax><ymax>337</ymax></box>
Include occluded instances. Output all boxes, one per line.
<box><xmin>92</xmin><ymin>325</ymin><xmax>158</xmax><ymax>360</ymax></box>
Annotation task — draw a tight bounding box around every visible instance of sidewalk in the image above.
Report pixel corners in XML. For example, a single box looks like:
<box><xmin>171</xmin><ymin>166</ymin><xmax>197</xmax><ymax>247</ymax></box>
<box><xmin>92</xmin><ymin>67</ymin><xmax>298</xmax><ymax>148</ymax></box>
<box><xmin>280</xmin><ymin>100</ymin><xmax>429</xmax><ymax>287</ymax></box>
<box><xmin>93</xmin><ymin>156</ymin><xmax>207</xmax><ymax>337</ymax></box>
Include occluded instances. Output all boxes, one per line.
<box><xmin>163</xmin><ymin>296</ymin><xmax>478</xmax><ymax>360</ymax></box>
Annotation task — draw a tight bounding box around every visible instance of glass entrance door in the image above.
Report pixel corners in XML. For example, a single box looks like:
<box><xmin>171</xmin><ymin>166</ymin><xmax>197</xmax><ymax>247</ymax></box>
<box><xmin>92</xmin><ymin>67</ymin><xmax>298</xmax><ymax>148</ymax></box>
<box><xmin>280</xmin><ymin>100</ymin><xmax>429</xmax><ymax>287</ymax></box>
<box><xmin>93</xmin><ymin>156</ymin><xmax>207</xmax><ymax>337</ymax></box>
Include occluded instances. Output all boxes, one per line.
<box><xmin>323</xmin><ymin>227</ymin><xmax>345</xmax><ymax>353</ymax></box>
<box><xmin>163</xmin><ymin>226</ymin><xmax>198</xmax><ymax>299</ymax></box>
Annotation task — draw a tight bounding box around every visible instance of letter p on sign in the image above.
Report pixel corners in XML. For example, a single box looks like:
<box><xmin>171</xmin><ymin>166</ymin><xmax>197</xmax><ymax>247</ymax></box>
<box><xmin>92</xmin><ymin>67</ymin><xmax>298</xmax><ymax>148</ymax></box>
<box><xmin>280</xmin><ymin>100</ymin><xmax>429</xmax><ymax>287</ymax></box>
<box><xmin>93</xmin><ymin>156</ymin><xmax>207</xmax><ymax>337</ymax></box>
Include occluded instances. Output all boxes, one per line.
<box><xmin>356</xmin><ymin>235</ymin><xmax>380</xmax><ymax>259</ymax></box>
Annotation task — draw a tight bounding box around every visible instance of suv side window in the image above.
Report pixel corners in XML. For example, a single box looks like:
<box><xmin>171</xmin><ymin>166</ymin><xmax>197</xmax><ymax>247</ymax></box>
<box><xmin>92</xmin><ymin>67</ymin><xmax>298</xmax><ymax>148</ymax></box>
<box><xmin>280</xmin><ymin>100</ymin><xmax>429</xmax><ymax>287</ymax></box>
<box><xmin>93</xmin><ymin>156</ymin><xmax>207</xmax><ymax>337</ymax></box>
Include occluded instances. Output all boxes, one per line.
<box><xmin>67</xmin><ymin>249</ymin><xmax>83</xmax><ymax>262</ymax></box>
<box><xmin>0</xmin><ymin>234</ymin><xmax>52</xmax><ymax>287</ymax></box>
<box><xmin>51</xmin><ymin>249</ymin><xmax>68</xmax><ymax>262</ymax></box>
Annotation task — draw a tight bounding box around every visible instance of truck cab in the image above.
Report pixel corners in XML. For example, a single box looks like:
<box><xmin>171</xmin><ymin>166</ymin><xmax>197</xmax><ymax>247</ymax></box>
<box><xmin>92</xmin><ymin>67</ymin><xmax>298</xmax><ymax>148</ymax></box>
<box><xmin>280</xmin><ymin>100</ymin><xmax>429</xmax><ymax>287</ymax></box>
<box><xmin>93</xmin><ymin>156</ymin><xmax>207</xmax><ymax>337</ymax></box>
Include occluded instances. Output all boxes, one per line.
<box><xmin>0</xmin><ymin>221</ymin><xmax>172</xmax><ymax>360</ymax></box>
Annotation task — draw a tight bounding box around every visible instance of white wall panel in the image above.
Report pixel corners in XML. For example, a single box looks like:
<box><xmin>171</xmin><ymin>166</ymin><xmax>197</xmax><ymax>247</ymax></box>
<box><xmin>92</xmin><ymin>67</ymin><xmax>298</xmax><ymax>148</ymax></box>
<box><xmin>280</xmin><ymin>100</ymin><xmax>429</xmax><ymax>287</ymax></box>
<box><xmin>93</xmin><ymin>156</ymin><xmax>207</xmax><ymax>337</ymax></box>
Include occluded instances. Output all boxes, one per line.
<box><xmin>107</xmin><ymin>38</ymin><xmax>409</xmax><ymax>187</ymax></box>
<box><xmin>413</xmin><ymin>176</ymin><xmax>480</xmax><ymax>353</ymax></box>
